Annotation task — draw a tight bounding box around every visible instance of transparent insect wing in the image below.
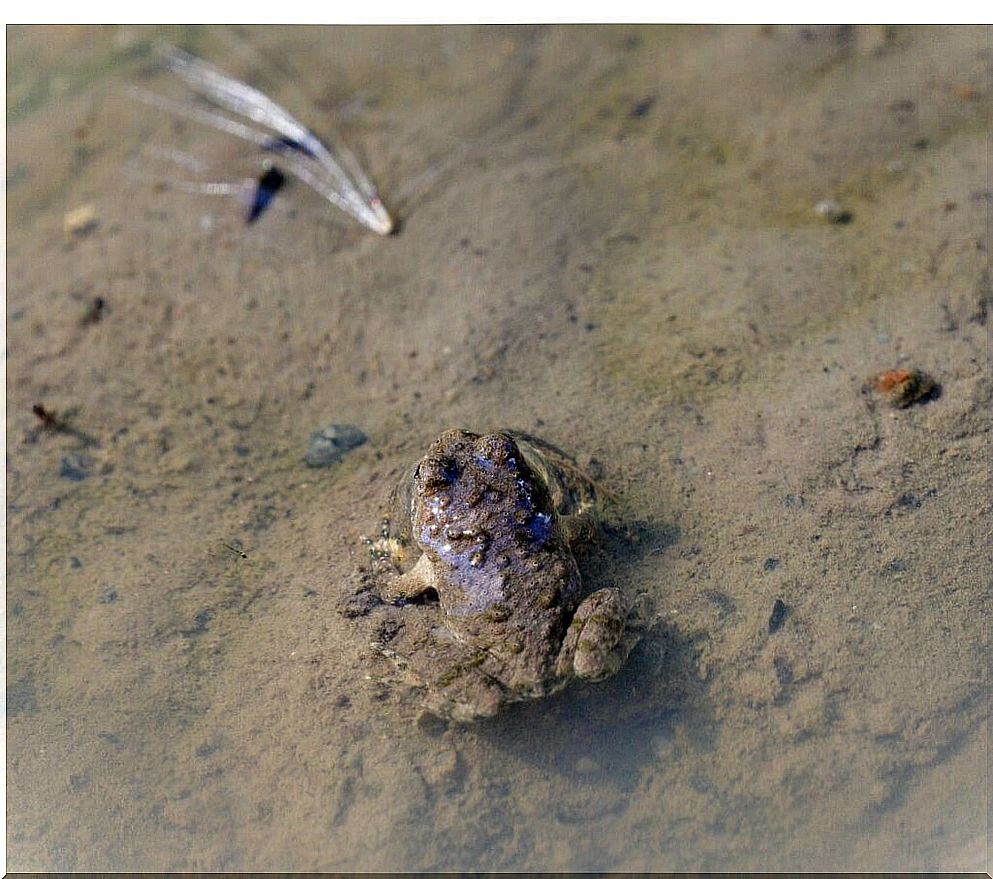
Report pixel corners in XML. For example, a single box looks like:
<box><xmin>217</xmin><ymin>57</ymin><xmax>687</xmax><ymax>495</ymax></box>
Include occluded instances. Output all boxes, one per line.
<box><xmin>158</xmin><ymin>47</ymin><xmax>393</xmax><ymax>235</ymax></box>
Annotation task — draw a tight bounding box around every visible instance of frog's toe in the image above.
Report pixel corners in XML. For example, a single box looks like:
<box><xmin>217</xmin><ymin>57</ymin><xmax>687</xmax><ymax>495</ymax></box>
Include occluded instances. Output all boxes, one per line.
<box><xmin>378</xmin><ymin>553</ymin><xmax>439</xmax><ymax>603</ymax></box>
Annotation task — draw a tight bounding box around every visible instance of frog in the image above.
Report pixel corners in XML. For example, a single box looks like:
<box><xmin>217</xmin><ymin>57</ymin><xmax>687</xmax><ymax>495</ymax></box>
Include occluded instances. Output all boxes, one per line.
<box><xmin>365</xmin><ymin>428</ymin><xmax>637</xmax><ymax>723</ymax></box>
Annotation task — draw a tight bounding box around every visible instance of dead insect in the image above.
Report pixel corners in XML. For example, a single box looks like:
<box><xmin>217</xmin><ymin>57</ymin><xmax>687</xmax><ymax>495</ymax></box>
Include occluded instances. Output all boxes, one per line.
<box><xmin>222</xmin><ymin>541</ymin><xmax>248</xmax><ymax>559</ymax></box>
<box><xmin>247</xmin><ymin>164</ymin><xmax>286</xmax><ymax>224</ymax></box>
<box><xmin>29</xmin><ymin>404</ymin><xmax>99</xmax><ymax>447</ymax></box>
<box><xmin>32</xmin><ymin>404</ymin><xmax>67</xmax><ymax>431</ymax></box>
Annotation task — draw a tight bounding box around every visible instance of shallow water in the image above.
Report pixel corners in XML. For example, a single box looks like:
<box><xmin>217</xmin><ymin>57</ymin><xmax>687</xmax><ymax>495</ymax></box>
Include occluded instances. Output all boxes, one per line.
<box><xmin>6</xmin><ymin>25</ymin><xmax>990</xmax><ymax>871</ymax></box>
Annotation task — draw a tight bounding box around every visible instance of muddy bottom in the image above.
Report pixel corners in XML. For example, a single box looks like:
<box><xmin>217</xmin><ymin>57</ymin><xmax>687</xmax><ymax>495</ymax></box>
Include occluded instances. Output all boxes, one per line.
<box><xmin>6</xmin><ymin>24</ymin><xmax>990</xmax><ymax>871</ymax></box>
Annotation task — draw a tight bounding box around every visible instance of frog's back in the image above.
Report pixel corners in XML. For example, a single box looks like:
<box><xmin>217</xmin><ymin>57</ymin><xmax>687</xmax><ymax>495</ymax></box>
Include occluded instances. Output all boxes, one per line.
<box><xmin>502</xmin><ymin>430</ymin><xmax>600</xmax><ymax>522</ymax></box>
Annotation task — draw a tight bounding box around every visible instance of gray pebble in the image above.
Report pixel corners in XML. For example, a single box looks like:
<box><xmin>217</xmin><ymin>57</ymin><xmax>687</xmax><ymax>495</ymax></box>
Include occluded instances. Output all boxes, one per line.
<box><xmin>814</xmin><ymin>199</ymin><xmax>853</xmax><ymax>224</ymax></box>
<box><xmin>59</xmin><ymin>455</ymin><xmax>90</xmax><ymax>481</ymax></box>
<box><xmin>305</xmin><ymin>423</ymin><xmax>367</xmax><ymax>468</ymax></box>
<box><xmin>768</xmin><ymin>598</ymin><xmax>789</xmax><ymax>634</ymax></box>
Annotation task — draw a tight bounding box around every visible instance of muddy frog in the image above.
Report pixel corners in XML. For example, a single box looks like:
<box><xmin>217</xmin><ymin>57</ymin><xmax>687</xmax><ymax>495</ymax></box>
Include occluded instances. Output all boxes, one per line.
<box><xmin>367</xmin><ymin>429</ymin><xmax>635</xmax><ymax>722</ymax></box>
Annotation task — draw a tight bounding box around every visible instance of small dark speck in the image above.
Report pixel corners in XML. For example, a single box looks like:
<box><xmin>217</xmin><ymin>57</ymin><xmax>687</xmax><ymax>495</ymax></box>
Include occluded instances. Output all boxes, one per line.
<box><xmin>629</xmin><ymin>96</ymin><xmax>656</xmax><ymax>118</ymax></box>
<box><xmin>884</xmin><ymin>559</ymin><xmax>908</xmax><ymax>574</ymax></box>
<box><xmin>768</xmin><ymin>598</ymin><xmax>789</xmax><ymax>633</ymax></box>
<box><xmin>701</xmin><ymin>589</ymin><xmax>736</xmax><ymax>616</ymax></box>
<box><xmin>341</xmin><ymin>591</ymin><xmax>381</xmax><ymax>619</ymax></box>
<box><xmin>70</xmin><ymin>556</ymin><xmax>83</xmax><ymax>569</ymax></box>
<box><xmin>783</xmin><ymin>494</ymin><xmax>805</xmax><ymax>509</ymax></box>
<box><xmin>583</xmin><ymin>322</ymin><xmax>598</xmax><ymax>332</ymax></box>
<box><xmin>234</xmin><ymin>445</ymin><xmax>250</xmax><ymax>458</ymax></box>
<box><xmin>182</xmin><ymin>609</ymin><xmax>214</xmax><ymax>637</ymax></box>
<box><xmin>59</xmin><ymin>457</ymin><xmax>90</xmax><ymax>481</ymax></box>
<box><xmin>763</xmin><ymin>557</ymin><xmax>780</xmax><ymax>572</ymax></box>
<box><xmin>897</xmin><ymin>492</ymin><xmax>922</xmax><ymax>509</ymax></box>
<box><xmin>69</xmin><ymin>773</ymin><xmax>91</xmax><ymax>792</ymax></box>
<box><xmin>773</xmin><ymin>656</ymin><xmax>794</xmax><ymax>685</ymax></box>
<box><xmin>894</xmin><ymin>220</ymin><xmax>906</xmax><ymax>229</ymax></box>
<box><xmin>913</xmin><ymin>138</ymin><xmax>929</xmax><ymax>150</ymax></box>
<box><xmin>195</xmin><ymin>742</ymin><xmax>220</xmax><ymax>759</ymax></box>
<box><xmin>98</xmin><ymin>587</ymin><xmax>119</xmax><ymax>604</ymax></box>
<box><xmin>377</xmin><ymin>619</ymin><xmax>402</xmax><ymax>642</ymax></box>
<box><xmin>7</xmin><ymin>677</ymin><xmax>38</xmax><ymax>718</ymax></box>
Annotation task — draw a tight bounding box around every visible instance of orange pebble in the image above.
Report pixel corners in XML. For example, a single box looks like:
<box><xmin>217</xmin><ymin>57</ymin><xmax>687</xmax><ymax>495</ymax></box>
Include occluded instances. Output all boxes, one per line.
<box><xmin>875</xmin><ymin>369</ymin><xmax>913</xmax><ymax>393</ymax></box>
<box><xmin>871</xmin><ymin>368</ymin><xmax>937</xmax><ymax>408</ymax></box>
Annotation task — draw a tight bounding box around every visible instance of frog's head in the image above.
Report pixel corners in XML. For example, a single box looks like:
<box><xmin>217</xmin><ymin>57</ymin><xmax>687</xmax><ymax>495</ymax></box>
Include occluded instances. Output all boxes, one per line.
<box><xmin>411</xmin><ymin>429</ymin><xmax>561</xmax><ymax>613</ymax></box>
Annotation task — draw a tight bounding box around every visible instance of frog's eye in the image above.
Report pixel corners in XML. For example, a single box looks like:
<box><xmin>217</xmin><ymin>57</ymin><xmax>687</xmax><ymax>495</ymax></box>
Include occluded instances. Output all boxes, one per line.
<box><xmin>419</xmin><ymin>454</ymin><xmax>459</xmax><ymax>490</ymax></box>
<box><xmin>476</xmin><ymin>434</ymin><xmax>517</xmax><ymax>469</ymax></box>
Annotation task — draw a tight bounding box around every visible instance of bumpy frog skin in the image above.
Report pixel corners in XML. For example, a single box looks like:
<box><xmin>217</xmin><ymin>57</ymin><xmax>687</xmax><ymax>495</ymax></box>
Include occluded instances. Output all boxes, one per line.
<box><xmin>371</xmin><ymin>429</ymin><xmax>634</xmax><ymax>722</ymax></box>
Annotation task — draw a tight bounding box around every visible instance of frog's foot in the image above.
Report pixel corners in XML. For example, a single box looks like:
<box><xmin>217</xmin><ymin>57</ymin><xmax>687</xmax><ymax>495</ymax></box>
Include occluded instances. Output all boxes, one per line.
<box><xmin>557</xmin><ymin>511</ymin><xmax>602</xmax><ymax>551</ymax></box>
<box><xmin>554</xmin><ymin>587</ymin><xmax>629</xmax><ymax>681</ymax></box>
<box><xmin>373</xmin><ymin>609</ymin><xmax>505</xmax><ymax>723</ymax></box>
<box><xmin>420</xmin><ymin>660</ymin><xmax>505</xmax><ymax>723</ymax></box>
<box><xmin>378</xmin><ymin>553</ymin><xmax>439</xmax><ymax>604</ymax></box>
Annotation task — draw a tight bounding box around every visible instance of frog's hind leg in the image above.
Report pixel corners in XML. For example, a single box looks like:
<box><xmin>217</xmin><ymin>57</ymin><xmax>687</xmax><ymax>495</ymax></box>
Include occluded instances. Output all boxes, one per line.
<box><xmin>555</xmin><ymin>587</ymin><xmax>630</xmax><ymax>681</ymax></box>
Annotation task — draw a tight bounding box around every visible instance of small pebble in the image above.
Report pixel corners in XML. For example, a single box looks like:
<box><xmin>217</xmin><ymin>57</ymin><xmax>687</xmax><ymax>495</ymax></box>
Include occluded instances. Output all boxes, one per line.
<box><xmin>870</xmin><ymin>368</ymin><xmax>938</xmax><ymax>408</ymax></box>
<box><xmin>814</xmin><ymin>199</ymin><xmax>853</xmax><ymax>224</ymax></box>
<box><xmin>59</xmin><ymin>455</ymin><xmax>90</xmax><ymax>481</ymax></box>
<box><xmin>773</xmin><ymin>656</ymin><xmax>794</xmax><ymax>686</ymax></box>
<box><xmin>768</xmin><ymin>598</ymin><xmax>789</xmax><ymax>634</ymax></box>
<box><xmin>63</xmin><ymin>203</ymin><xmax>99</xmax><ymax>238</ymax></box>
<box><xmin>305</xmin><ymin>423</ymin><xmax>367</xmax><ymax>468</ymax></box>
<box><xmin>81</xmin><ymin>296</ymin><xmax>106</xmax><ymax>325</ymax></box>
<box><xmin>629</xmin><ymin>96</ymin><xmax>656</xmax><ymax>118</ymax></box>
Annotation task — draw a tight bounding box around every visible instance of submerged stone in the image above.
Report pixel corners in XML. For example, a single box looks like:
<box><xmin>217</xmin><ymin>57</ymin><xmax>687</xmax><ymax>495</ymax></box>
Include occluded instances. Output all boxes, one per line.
<box><xmin>305</xmin><ymin>423</ymin><xmax>367</xmax><ymax>468</ymax></box>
